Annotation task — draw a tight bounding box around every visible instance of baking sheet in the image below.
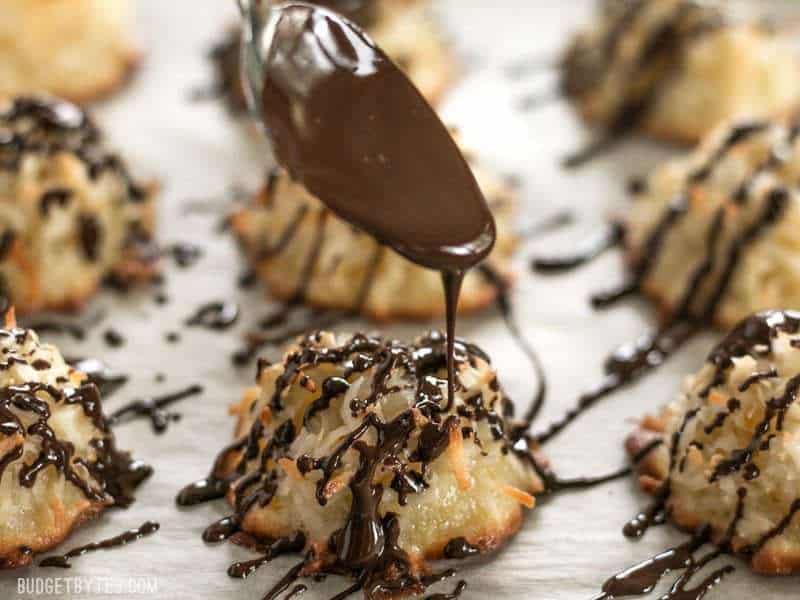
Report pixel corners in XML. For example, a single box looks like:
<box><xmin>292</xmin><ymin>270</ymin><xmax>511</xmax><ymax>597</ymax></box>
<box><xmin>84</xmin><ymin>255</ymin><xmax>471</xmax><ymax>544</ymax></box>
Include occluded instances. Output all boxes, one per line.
<box><xmin>3</xmin><ymin>1</ymin><xmax>798</xmax><ymax>598</ymax></box>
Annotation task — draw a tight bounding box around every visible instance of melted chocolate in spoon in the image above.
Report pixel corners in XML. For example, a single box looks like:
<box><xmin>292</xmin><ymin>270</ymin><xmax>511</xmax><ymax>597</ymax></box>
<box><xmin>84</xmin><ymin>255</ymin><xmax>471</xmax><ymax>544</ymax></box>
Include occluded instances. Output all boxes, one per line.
<box><xmin>257</xmin><ymin>3</ymin><xmax>496</xmax><ymax>405</ymax></box>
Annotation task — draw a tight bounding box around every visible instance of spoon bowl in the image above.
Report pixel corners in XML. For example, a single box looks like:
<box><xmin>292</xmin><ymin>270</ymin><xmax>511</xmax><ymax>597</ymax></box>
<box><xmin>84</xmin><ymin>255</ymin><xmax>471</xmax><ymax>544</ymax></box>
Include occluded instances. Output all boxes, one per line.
<box><xmin>236</xmin><ymin>0</ymin><xmax>280</xmax><ymax>129</ymax></box>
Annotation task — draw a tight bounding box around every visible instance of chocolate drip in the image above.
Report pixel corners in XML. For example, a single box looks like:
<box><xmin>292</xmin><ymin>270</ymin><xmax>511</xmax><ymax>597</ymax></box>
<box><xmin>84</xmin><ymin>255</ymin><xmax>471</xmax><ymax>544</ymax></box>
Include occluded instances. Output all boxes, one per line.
<box><xmin>593</xmin><ymin>525</ymin><xmax>735</xmax><ymax>600</ymax></box>
<box><xmin>541</xmin><ymin>438</ymin><xmax>663</xmax><ymax>494</ymax></box>
<box><xmin>108</xmin><ymin>384</ymin><xmax>203</xmax><ymax>434</ymax></box>
<box><xmin>176</xmin><ymin>437</ymin><xmax>248</xmax><ymax>506</ymax></box>
<box><xmin>227</xmin><ymin>533</ymin><xmax>306</xmax><ymax>578</ymax></box>
<box><xmin>103</xmin><ymin>328</ymin><xmax>125</xmax><ymax>348</ymax></box>
<box><xmin>740</xmin><ymin>499</ymin><xmax>800</xmax><ymax>556</ymax></box>
<box><xmin>593</xmin><ymin>531</ymin><xmax>705</xmax><ymax>599</ymax></box>
<box><xmin>203</xmin><ymin>515</ymin><xmax>242</xmax><ymax>544</ymax></box>
<box><xmin>710</xmin><ymin>374</ymin><xmax>800</xmax><ymax>482</ymax></box>
<box><xmin>442</xmin><ymin>271</ymin><xmax>464</xmax><ymax>409</ymax></box>
<box><xmin>39</xmin><ymin>188</ymin><xmax>72</xmax><ymax>216</ymax></box>
<box><xmin>69</xmin><ymin>357</ymin><xmax>129</xmax><ymax>398</ymax></box>
<box><xmin>78</xmin><ymin>214</ymin><xmax>101</xmax><ymax>262</ymax></box>
<box><xmin>703</xmin><ymin>398</ymin><xmax>740</xmax><ymax>436</ymax></box>
<box><xmin>532</xmin><ymin>223</ymin><xmax>624</xmax><ymax>273</ymax></box>
<box><xmin>304</xmin><ymin>376</ymin><xmax>350</xmax><ymax>427</ymax></box>
<box><xmin>186</xmin><ymin>301</ymin><xmax>240</xmax><ymax>330</ymax></box>
<box><xmin>625</xmin><ymin>406</ymin><xmax>699</xmax><ymax>539</ymax></box>
<box><xmin>478</xmin><ymin>265</ymin><xmax>547</xmax><ymax>429</ymax></box>
<box><xmin>256</xmin><ymin>204</ymin><xmax>309</xmax><ymax>260</ymax></box>
<box><xmin>689</xmin><ymin>122</ymin><xmax>769</xmax><ymax>183</ymax></box>
<box><xmin>659</xmin><ymin>552</ymin><xmax>732</xmax><ymax>600</ymax></box>
<box><xmin>39</xmin><ymin>521</ymin><xmax>159</xmax><ymax>568</ymax></box>
<box><xmin>424</xmin><ymin>581</ymin><xmax>467</xmax><ymax>600</ymax></box>
<box><xmin>86</xmin><ymin>437</ymin><xmax>153</xmax><ymax>509</ymax></box>
<box><xmin>286</xmin><ymin>584</ymin><xmax>308</xmax><ymax>600</ymax></box>
<box><xmin>167</xmin><ymin>242</ymin><xmax>203</xmax><ymax>268</ymax></box>
<box><xmin>534</xmin><ymin>320</ymin><xmax>696</xmax><ymax>445</ymax></box>
<box><xmin>262</xmin><ymin>559</ymin><xmax>307</xmax><ymax>600</ymax></box>
<box><xmin>738</xmin><ymin>368</ymin><xmax>778</xmax><ymax>392</ymax></box>
<box><xmin>442</xmin><ymin>538</ymin><xmax>480</xmax><ymax>560</ymax></box>
<box><xmin>593</xmin><ymin>194</ymin><xmax>688</xmax><ymax>308</ymax></box>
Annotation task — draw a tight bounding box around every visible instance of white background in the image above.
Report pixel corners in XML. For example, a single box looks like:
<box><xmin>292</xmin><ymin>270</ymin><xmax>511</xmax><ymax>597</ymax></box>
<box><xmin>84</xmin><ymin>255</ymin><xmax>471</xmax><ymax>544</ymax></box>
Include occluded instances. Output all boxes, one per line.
<box><xmin>2</xmin><ymin>1</ymin><xmax>798</xmax><ymax>598</ymax></box>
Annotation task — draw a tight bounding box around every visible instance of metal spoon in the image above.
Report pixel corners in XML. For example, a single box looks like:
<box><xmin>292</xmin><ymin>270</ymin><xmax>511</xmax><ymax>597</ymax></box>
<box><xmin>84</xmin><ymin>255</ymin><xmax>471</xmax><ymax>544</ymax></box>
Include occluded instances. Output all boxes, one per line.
<box><xmin>235</xmin><ymin>0</ymin><xmax>280</xmax><ymax>129</ymax></box>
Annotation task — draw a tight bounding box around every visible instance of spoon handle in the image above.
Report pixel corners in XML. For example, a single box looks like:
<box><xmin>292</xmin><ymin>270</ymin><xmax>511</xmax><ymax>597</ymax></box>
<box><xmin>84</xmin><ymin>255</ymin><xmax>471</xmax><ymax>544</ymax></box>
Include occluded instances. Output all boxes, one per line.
<box><xmin>235</xmin><ymin>0</ymin><xmax>251</xmax><ymax>18</ymax></box>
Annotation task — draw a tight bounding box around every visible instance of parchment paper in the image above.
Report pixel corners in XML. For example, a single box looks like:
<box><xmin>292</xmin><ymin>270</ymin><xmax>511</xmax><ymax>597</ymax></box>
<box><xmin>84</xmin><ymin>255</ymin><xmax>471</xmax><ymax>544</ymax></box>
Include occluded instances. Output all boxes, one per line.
<box><xmin>2</xmin><ymin>1</ymin><xmax>797</xmax><ymax>598</ymax></box>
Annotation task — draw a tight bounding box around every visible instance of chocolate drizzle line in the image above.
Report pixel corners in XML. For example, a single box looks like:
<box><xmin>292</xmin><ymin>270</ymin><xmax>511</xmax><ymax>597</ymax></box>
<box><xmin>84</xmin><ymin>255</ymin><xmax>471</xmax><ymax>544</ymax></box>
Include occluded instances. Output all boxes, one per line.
<box><xmin>478</xmin><ymin>264</ymin><xmax>547</xmax><ymax>428</ymax></box>
<box><xmin>103</xmin><ymin>328</ymin><xmax>125</xmax><ymax>348</ymax></box>
<box><xmin>0</xmin><ymin>328</ymin><xmax>152</xmax><ymax>511</ymax></box>
<box><xmin>561</xmin><ymin>0</ymin><xmax>728</xmax><ymax>167</ymax></box>
<box><xmin>186</xmin><ymin>301</ymin><xmax>241</xmax><ymax>331</ymax></box>
<box><xmin>39</xmin><ymin>521</ymin><xmax>160</xmax><ymax>568</ymax></box>
<box><xmin>227</xmin><ymin>533</ymin><xmax>307</xmax><ymax>579</ymax></box>
<box><xmin>532</xmin><ymin>222</ymin><xmax>624</xmax><ymax>273</ymax></box>
<box><xmin>107</xmin><ymin>384</ymin><xmax>203</xmax><ymax>434</ymax></box>
<box><xmin>68</xmin><ymin>357</ymin><xmax>129</xmax><ymax>398</ymax></box>
<box><xmin>590</xmin><ymin>526</ymin><xmax>734</xmax><ymax>600</ymax></box>
<box><xmin>532</xmin><ymin>120</ymin><xmax>793</xmax><ymax>445</ymax></box>
<box><xmin>166</xmin><ymin>242</ymin><xmax>203</xmax><ymax>268</ymax></box>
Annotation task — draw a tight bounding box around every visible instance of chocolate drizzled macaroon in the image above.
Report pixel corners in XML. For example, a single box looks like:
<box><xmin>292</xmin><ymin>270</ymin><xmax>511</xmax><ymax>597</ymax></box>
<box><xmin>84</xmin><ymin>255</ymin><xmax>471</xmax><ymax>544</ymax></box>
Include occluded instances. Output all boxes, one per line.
<box><xmin>620</xmin><ymin>118</ymin><xmax>800</xmax><ymax>329</ymax></box>
<box><xmin>0</xmin><ymin>0</ymin><xmax>139</xmax><ymax>103</ymax></box>
<box><xmin>0</xmin><ymin>96</ymin><xmax>157</xmax><ymax>314</ymax></box>
<box><xmin>562</xmin><ymin>0</ymin><xmax>800</xmax><ymax>144</ymax></box>
<box><xmin>194</xmin><ymin>331</ymin><xmax>544</xmax><ymax>594</ymax></box>
<box><xmin>231</xmin><ymin>154</ymin><xmax>515</xmax><ymax>321</ymax></box>
<box><xmin>0</xmin><ymin>309</ymin><xmax>152</xmax><ymax>569</ymax></box>
<box><xmin>209</xmin><ymin>0</ymin><xmax>455</xmax><ymax>117</ymax></box>
<box><xmin>628</xmin><ymin>310</ymin><xmax>800</xmax><ymax>575</ymax></box>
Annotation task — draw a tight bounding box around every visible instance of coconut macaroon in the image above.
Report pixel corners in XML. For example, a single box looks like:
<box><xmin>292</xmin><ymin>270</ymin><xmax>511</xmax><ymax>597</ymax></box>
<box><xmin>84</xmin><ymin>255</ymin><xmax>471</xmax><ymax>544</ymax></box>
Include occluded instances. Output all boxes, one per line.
<box><xmin>622</xmin><ymin>117</ymin><xmax>800</xmax><ymax>329</ymax></box>
<box><xmin>562</xmin><ymin>0</ymin><xmax>800</xmax><ymax>144</ymax></box>
<box><xmin>0</xmin><ymin>0</ymin><xmax>138</xmax><ymax>103</ymax></box>
<box><xmin>231</xmin><ymin>158</ymin><xmax>516</xmax><ymax>321</ymax></box>
<box><xmin>0</xmin><ymin>96</ymin><xmax>158</xmax><ymax>315</ymax></box>
<box><xmin>201</xmin><ymin>331</ymin><xmax>544</xmax><ymax>594</ymax></box>
<box><xmin>628</xmin><ymin>310</ymin><xmax>800</xmax><ymax>575</ymax></box>
<box><xmin>209</xmin><ymin>0</ymin><xmax>454</xmax><ymax>117</ymax></box>
<box><xmin>0</xmin><ymin>310</ymin><xmax>152</xmax><ymax>569</ymax></box>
